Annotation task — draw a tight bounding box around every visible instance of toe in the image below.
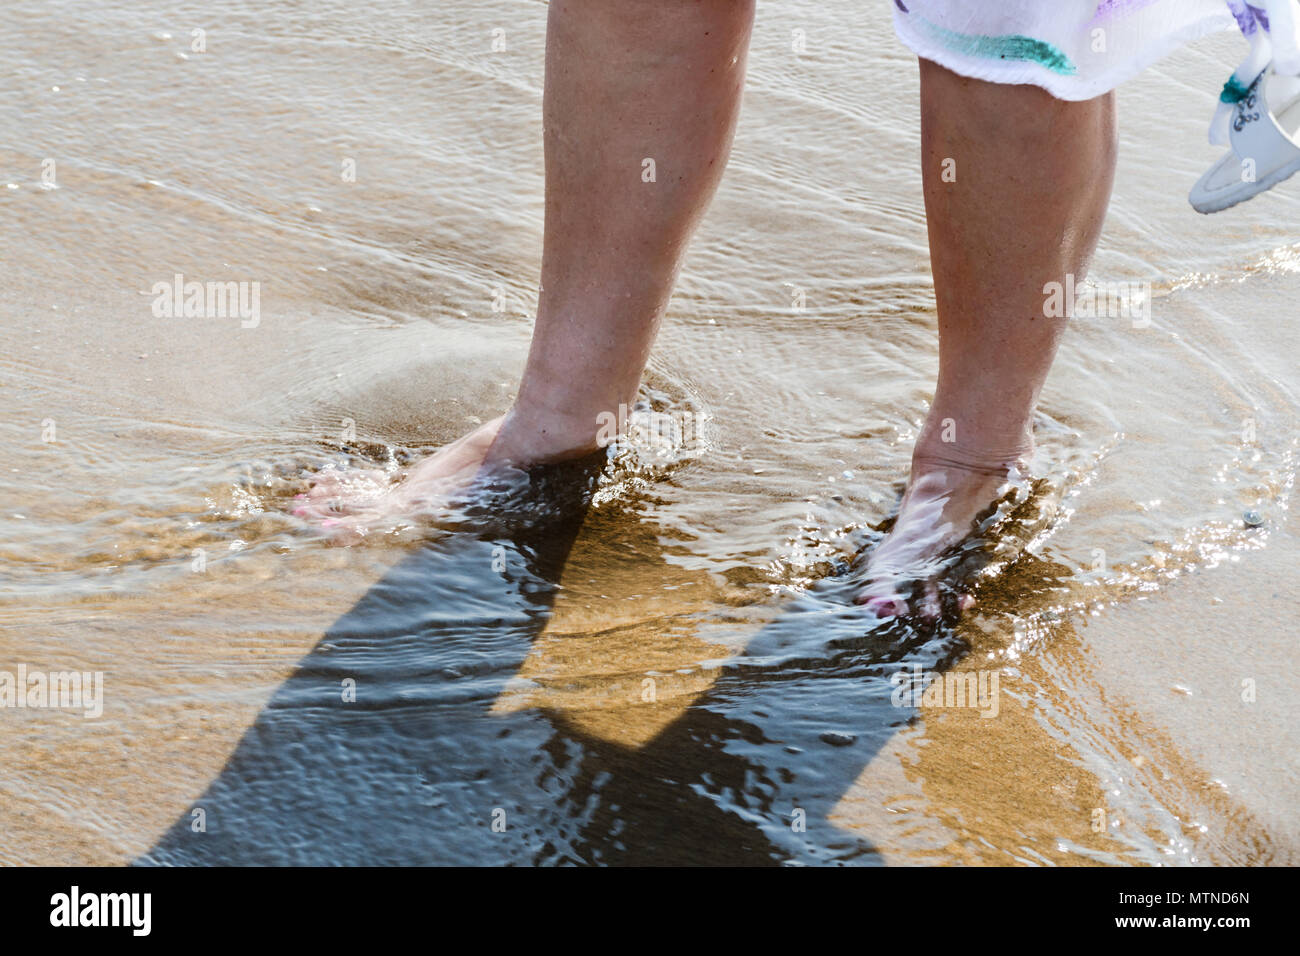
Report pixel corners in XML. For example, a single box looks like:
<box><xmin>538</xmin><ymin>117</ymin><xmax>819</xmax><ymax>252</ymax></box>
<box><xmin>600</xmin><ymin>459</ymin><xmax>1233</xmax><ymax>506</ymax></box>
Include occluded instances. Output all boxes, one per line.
<box><xmin>294</xmin><ymin>467</ymin><xmax>390</xmax><ymax>520</ymax></box>
<box><xmin>857</xmin><ymin>593</ymin><xmax>910</xmax><ymax>617</ymax></box>
<box><xmin>294</xmin><ymin>499</ymin><xmax>340</xmax><ymax>521</ymax></box>
<box><xmin>918</xmin><ymin>583</ymin><xmax>943</xmax><ymax>621</ymax></box>
<box><xmin>318</xmin><ymin>518</ymin><xmax>367</xmax><ymax>546</ymax></box>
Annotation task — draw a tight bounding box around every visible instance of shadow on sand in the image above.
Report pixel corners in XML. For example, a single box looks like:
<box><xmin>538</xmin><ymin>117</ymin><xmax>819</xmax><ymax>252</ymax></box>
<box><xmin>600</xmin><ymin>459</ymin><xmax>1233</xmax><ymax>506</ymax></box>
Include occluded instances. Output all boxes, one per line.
<box><xmin>140</xmin><ymin>458</ymin><xmax>969</xmax><ymax>866</ymax></box>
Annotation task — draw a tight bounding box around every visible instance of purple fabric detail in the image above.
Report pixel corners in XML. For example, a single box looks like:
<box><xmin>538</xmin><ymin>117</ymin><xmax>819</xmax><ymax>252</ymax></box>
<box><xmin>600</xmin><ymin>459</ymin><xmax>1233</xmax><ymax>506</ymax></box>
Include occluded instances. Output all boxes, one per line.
<box><xmin>1092</xmin><ymin>0</ymin><xmax>1161</xmax><ymax>21</ymax></box>
<box><xmin>1228</xmin><ymin>0</ymin><xmax>1260</xmax><ymax>35</ymax></box>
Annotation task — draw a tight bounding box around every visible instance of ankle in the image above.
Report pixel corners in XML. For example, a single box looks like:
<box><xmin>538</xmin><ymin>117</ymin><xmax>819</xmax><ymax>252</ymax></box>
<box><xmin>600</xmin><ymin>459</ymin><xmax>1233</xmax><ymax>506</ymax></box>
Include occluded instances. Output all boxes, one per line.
<box><xmin>512</xmin><ymin>375</ymin><xmax>646</xmax><ymax>445</ymax></box>
<box><xmin>493</xmin><ymin>401</ymin><xmax>607</xmax><ymax>461</ymax></box>
<box><xmin>910</xmin><ymin>430</ymin><xmax>1034</xmax><ymax>477</ymax></box>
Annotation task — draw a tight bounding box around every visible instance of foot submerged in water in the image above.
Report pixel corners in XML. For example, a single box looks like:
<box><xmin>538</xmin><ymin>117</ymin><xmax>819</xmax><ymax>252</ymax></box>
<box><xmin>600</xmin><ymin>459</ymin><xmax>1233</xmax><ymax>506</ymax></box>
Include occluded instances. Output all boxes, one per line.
<box><xmin>853</xmin><ymin>450</ymin><xmax>1034</xmax><ymax>621</ymax></box>
<box><xmin>293</xmin><ymin>407</ymin><xmax>604</xmax><ymax>540</ymax></box>
<box><xmin>295</xmin><ymin>403</ymin><xmax>1035</xmax><ymax>613</ymax></box>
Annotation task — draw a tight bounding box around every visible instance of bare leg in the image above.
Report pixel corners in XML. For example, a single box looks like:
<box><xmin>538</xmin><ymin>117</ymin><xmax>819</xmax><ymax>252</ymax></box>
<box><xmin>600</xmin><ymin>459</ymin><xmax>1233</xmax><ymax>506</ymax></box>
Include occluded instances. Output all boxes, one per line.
<box><xmin>301</xmin><ymin>0</ymin><xmax>754</xmax><ymax>527</ymax></box>
<box><xmin>857</xmin><ymin>60</ymin><xmax>1117</xmax><ymax>617</ymax></box>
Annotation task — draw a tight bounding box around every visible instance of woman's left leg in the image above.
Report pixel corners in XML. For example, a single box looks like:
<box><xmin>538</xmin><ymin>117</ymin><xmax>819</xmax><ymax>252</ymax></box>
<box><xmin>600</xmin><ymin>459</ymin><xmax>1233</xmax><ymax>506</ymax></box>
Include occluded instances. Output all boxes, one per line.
<box><xmin>857</xmin><ymin>60</ymin><xmax>1118</xmax><ymax>617</ymax></box>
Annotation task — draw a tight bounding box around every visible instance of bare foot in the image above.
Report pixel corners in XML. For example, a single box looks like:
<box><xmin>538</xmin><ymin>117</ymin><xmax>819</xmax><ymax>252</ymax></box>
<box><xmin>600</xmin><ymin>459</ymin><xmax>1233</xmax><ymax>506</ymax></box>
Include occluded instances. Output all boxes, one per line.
<box><xmin>854</xmin><ymin>448</ymin><xmax>1032</xmax><ymax>620</ymax></box>
<box><xmin>294</xmin><ymin>406</ymin><xmax>603</xmax><ymax>539</ymax></box>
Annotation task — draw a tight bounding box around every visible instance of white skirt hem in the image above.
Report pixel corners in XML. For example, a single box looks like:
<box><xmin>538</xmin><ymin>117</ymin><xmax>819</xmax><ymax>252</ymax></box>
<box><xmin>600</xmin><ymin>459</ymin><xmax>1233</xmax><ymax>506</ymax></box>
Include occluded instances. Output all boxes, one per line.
<box><xmin>891</xmin><ymin>6</ymin><xmax>1236</xmax><ymax>101</ymax></box>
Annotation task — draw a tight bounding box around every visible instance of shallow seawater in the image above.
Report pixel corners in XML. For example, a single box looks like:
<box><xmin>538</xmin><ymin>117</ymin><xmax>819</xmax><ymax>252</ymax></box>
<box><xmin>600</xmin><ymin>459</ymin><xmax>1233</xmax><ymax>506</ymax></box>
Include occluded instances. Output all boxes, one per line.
<box><xmin>1</xmin><ymin>1</ymin><xmax>1297</xmax><ymax>865</ymax></box>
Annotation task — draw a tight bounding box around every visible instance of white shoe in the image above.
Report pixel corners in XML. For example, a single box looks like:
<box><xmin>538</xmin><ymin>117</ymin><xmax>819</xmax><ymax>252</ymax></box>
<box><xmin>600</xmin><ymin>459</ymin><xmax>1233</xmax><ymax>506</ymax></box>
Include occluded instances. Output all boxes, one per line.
<box><xmin>1190</xmin><ymin>69</ymin><xmax>1300</xmax><ymax>214</ymax></box>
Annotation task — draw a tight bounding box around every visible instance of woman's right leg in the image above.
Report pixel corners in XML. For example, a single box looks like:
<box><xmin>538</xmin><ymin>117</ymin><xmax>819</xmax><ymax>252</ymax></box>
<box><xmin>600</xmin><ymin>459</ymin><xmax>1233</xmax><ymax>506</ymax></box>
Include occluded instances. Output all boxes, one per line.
<box><xmin>302</xmin><ymin>0</ymin><xmax>754</xmax><ymax>523</ymax></box>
